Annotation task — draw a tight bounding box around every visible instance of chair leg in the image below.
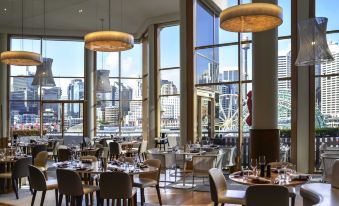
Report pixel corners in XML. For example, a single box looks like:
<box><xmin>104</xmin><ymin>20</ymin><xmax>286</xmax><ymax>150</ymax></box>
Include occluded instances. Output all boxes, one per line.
<box><xmin>31</xmin><ymin>190</ymin><xmax>37</xmax><ymax>206</ymax></box>
<box><xmin>156</xmin><ymin>185</ymin><xmax>162</xmax><ymax>205</ymax></box>
<box><xmin>55</xmin><ymin>189</ymin><xmax>59</xmax><ymax>206</ymax></box>
<box><xmin>76</xmin><ymin>196</ymin><xmax>83</xmax><ymax>206</ymax></box>
<box><xmin>96</xmin><ymin>191</ymin><xmax>101</xmax><ymax>206</ymax></box>
<box><xmin>221</xmin><ymin>204</ymin><xmax>224</xmax><ymax>206</ymax></box>
<box><xmin>28</xmin><ymin>176</ymin><xmax>33</xmax><ymax>194</ymax></box>
<box><xmin>214</xmin><ymin>203</ymin><xmax>218</xmax><ymax>206</ymax></box>
<box><xmin>66</xmin><ymin>195</ymin><xmax>70</xmax><ymax>206</ymax></box>
<box><xmin>192</xmin><ymin>175</ymin><xmax>195</xmax><ymax>189</ymax></box>
<box><xmin>40</xmin><ymin>190</ymin><xmax>46</xmax><ymax>206</ymax></box>
<box><xmin>85</xmin><ymin>194</ymin><xmax>89</xmax><ymax>206</ymax></box>
<box><xmin>291</xmin><ymin>196</ymin><xmax>296</xmax><ymax>206</ymax></box>
<box><xmin>140</xmin><ymin>188</ymin><xmax>145</xmax><ymax>205</ymax></box>
<box><xmin>133</xmin><ymin>193</ymin><xmax>137</xmax><ymax>206</ymax></box>
<box><xmin>12</xmin><ymin>178</ymin><xmax>19</xmax><ymax>199</ymax></box>
<box><xmin>58</xmin><ymin>194</ymin><xmax>63</xmax><ymax>206</ymax></box>
<box><xmin>106</xmin><ymin>199</ymin><xmax>110</xmax><ymax>206</ymax></box>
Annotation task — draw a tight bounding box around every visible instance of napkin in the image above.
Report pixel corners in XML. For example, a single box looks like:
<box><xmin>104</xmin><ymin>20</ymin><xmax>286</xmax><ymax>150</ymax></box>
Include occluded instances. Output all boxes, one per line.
<box><xmin>289</xmin><ymin>174</ymin><xmax>311</xmax><ymax>181</ymax></box>
<box><xmin>248</xmin><ymin>175</ymin><xmax>271</xmax><ymax>184</ymax></box>
<box><xmin>81</xmin><ymin>159</ymin><xmax>93</xmax><ymax>164</ymax></box>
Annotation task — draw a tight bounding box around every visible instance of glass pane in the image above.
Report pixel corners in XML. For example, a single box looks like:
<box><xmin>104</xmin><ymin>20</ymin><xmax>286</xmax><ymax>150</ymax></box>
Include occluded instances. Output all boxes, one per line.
<box><xmin>319</xmin><ymin>33</ymin><xmax>339</xmax><ymax>75</ymax></box>
<box><xmin>196</xmin><ymin>1</ymin><xmax>214</xmax><ymax>47</ymax></box>
<box><xmin>121</xmin><ymin>43</ymin><xmax>142</xmax><ymax>77</ymax></box>
<box><xmin>160</xmin><ymin>96</ymin><xmax>180</xmax><ymax>130</ymax></box>
<box><xmin>96</xmin><ymin>79</ymin><xmax>119</xmax><ymax>102</ymax></box>
<box><xmin>278</xmin><ymin>80</ymin><xmax>291</xmax><ymax>129</ymax></box>
<box><xmin>160</xmin><ymin>25</ymin><xmax>180</xmax><ymax>68</ymax></box>
<box><xmin>51</xmin><ymin>78</ymin><xmax>85</xmax><ymax>101</ymax></box>
<box><xmin>97</xmin><ymin>52</ymin><xmax>119</xmax><ymax>77</ymax></box>
<box><xmin>42</xmin><ymin>103</ymin><xmax>62</xmax><ymax>136</ymax></box>
<box><xmin>278</xmin><ymin>0</ymin><xmax>291</xmax><ymax>36</ymax></box>
<box><xmin>218</xmin><ymin>84</ymin><xmax>239</xmax><ymax>132</ymax></box>
<box><xmin>316</xmin><ymin>0</ymin><xmax>339</xmax><ymax>31</ymax></box>
<box><xmin>196</xmin><ymin>48</ymin><xmax>219</xmax><ymax>84</ymax></box>
<box><xmin>10</xmin><ymin>37</ymin><xmax>40</xmax><ymax>53</ymax></box>
<box><xmin>219</xmin><ymin>45</ymin><xmax>239</xmax><ymax>82</ymax></box>
<box><xmin>10</xmin><ymin>101</ymin><xmax>40</xmax><ymax>132</ymax></box>
<box><xmin>242</xmin><ymin>83</ymin><xmax>252</xmax><ymax>134</ymax></box>
<box><xmin>121</xmin><ymin>100</ymin><xmax>143</xmax><ymax>137</ymax></box>
<box><xmin>10</xmin><ymin>77</ymin><xmax>40</xmax><ymax>100</ymax></box>
<box><xmin>120</xmin><ymin>79</ymin><xmax>143</xmax><ymax>100</ymax></box>
<box><xmin>64</xmin><ymin>103</ymin><xmax>83</xmax><ymax>134</ymax></box>
<box><xmin>160</xmin><ymin>69</ymin><xmax>180</xmax><ymax>95</ymax></box>
<box><xmin>278</xmin><ymin>39</ymin><xmax>292</xmax><ymax>78</ymax></box>
<box><xmin>96</xmin><ymin>101</ymin><xmax>120</xmax><ymax>128</ymax></box>
<box><xmin>240</xmin><ymin>40</ymin><xmax>252</xmax><ymax>81</ymax></box>
<box><xmin>45</xmin><ymin>40</ymin><xmax>84</xmax><ymax>77</ymax></box>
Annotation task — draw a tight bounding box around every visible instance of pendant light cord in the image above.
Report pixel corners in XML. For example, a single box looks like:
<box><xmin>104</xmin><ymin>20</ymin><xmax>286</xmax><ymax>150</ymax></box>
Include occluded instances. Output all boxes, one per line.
<box><xmin>108</xmin><ymin>0</ymin><xmax>111</xmax><ymax>30</ymax></box>
<box><xmin>100</xmin><ymin>18</ymin><xmax>104</xmax><ymax>69</ymax></box>
<box><xmin>121</xmin><ymin>0</ymin><xmax>123</xmax><ymax>31</ymax></box>
<box><xmin>21</xmin><ymin>0</ymin><xmax>24</xmax><ymax>50</ymax></box>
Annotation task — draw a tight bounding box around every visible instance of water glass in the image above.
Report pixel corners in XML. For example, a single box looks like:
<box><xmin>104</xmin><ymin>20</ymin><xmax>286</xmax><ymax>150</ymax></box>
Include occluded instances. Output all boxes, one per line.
<box><xmin>259</xmin><ymin>156</ymin><xmax>266</xmax><ymax>166</ymax></box>
<box><xmin>250</xmin><ymin>158</ymin><xmax>258</xmax><ymax>176</ymax></box>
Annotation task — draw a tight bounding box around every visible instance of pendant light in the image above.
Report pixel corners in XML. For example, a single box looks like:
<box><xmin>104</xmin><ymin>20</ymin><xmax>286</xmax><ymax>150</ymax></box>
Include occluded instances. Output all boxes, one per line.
<box><xmin>295</xmin><ymin>17</ymin><xmax>334</xmax><ymax>66</ymax></box>
<box><xmin>32</xmin><ymin>0</ymin><xmax>55</xmax><ymax>87</ymax></box>
<box><xmin>220</xmin><ymin>3</ymin><xmax>283</xmax><ymax>33</ymax></box>
<box><xmin>84</xmin><ymin>0</ymin><xmax>134</xmax><ymax>52</ymax></box>
<box><xmin>1</xmin><ymin>0</ymin><xmax>42</xmax><ymax>66</ymax></box>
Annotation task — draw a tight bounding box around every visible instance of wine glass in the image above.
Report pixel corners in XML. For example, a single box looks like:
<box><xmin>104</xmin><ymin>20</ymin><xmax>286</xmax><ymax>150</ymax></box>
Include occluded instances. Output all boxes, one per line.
<box><xmin>250</xmin><ymin>158</ymin><xmax>258</xmax><ymax>176</ymax></box>
<box><xmin>259</xmin><ymin>156</ymin><xmax>266</xmax><ymax>166</ymax></box>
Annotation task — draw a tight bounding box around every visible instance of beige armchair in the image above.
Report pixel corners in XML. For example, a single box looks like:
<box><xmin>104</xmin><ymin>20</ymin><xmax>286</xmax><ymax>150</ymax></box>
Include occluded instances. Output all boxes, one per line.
<box><xmin>133</xmin><ymin>159</ymin><xmax>162</xmax><ymax>206</ymax></box>
<box><xmin>191</xmin><ymin>155</ymin><xmax>217</xmax><ymax>188</ymax></box>
<box><xmin>208</xmin><ymin>168</ymin><xmax>245</xmax><ymax>206</ymax></box>
<box><xmin>34</xmin><ymin>151</ymin><xmax>49</xmax><ymax>174</ymax></box>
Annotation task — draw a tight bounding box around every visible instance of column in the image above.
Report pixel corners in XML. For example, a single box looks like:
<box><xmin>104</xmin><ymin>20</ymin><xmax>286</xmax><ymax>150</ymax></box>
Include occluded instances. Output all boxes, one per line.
<box><xmin>180</xmin><ymin>0</ymin><xmax>196</xmax><ymax>145</ymax></box>
<box><xmin>85</xmin><ymin>49</ymin><xmax>95</xmax><ymax>139</ymax></box>
<box><xmin>148</xmin><ymin>24</ymin><xmax>159</xmax><ymax>148</ymax></box>
<box><xmin>251</xmin><ymin>0</ymin><xmax>280</xmax><ymax>163</ymax></box>
<box><xmin>0</xmin><ymin>34</ymin><xmax>8</xmax><ymax>146</ymax></box>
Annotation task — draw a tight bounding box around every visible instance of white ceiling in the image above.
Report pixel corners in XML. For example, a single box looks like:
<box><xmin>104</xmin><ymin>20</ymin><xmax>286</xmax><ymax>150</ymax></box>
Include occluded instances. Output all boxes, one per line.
<box><xmin>0</xmin><ymin>0</ymin><xmax>180</xmax><ymax>39</ymax></box>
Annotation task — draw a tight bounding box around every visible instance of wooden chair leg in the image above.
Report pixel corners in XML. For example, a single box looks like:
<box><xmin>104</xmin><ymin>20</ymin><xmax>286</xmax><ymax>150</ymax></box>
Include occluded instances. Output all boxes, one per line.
<box><xmin>156</xmin><ymin>185</ymin><xmax>162</xmax><ymax>205</ymax></box>
<box><xmin>12</xmin><ymin>178</ymin><xmax>19</xmax><ymax>199</ymax></box>
<box><xmin>106</xmin><ymin>199</ymin><xmax>110</xmax><ymax>206</ymax></box>
<box><xmin>85</xmin><ymin>194</ymin><xmax>89</xmax><ymax>206</ymax></box>
<box><xmin>31</xmin><ymin>190</ymin><xmax>37</xmax><ymax>206</ymax></box>
<box><xmin>291</xmin><ymin>196</ymin><xmax>296</xmax><ymax>206</ymax></box>
<box><xmin>40</xmin><ymin>190</ymin><xmax>46</xmax><ymax>206</ymax></box>
<box><xmin>58</xmin><ymin>194</ymin><xmax>63</xmax><ymax>206</ymax></box>
<box><xmin>123</xmin><ymin>199</ymin><xmax>127</xmax><ymax>206</ymax></box>
<box><xmin>76</xmin><ymin>196</ymin><xmax>83</xmax><ymax>206</ymax></box>
<box><xmin>133</xmin><ymin>194</ymin><xmax>137</xmax><ymax>206</ymax></box>
<box><xmin>55</xmin><ymin>189</ymin><xmax>59</xmax><ymax>206</ymax></box>
<box><xmin>28</xmin><ymin>176</ymin><xmax>33</xmax><ymax>194</ymax></box>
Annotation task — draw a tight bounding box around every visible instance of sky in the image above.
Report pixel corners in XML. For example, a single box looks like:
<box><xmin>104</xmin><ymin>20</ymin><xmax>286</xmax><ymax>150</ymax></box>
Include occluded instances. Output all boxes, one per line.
<box><xmin>10</xmin><ymin>0</ymin><xmax>339</xmax><ymax>98</ymax></box>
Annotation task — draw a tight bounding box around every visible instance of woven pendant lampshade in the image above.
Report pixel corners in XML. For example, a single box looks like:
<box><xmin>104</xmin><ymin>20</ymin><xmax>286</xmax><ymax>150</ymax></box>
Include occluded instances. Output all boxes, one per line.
<box><xmin>220</xmin><ymin>3</ymin><xmax>283</xmax><ymax>33</ymax></box>
<box><xmin>295</xmin><ymin>17</ymin><xmax>334</xmax><ymax>66</ymax></box>
<box><xmin>32</xmin><ymin>58</ymin><xmax>55</xmax><ymax>87</ymax></box>
<box><xmin>96</xmin><ymin>69</ymin><xmax>111</xmax><ymax>93</ymax></box>
<box><xmin>85</xmin><ymin>31</ymin><xmax>134</xmax><ymax>52</ymax></box>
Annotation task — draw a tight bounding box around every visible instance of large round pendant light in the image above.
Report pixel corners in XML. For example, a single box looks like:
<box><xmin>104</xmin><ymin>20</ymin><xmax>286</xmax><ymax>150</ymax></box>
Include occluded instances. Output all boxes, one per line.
<box><xmin>85</xmin><ymin>31</ymin><xmax>134</xmax><ymax>52</ymax></box>
<box><xmin>84</xmin><ymin>0</ymin><xmax>134</xmax><ymax>52</ymax></box>
<box><xmin>1</xmin><ymin>51</ymin><xmax>42</xmax><ymax>66</ymax></box>
<box><xmin>220</xmin><ymin>3</ymin><xmax>283</xmax><ymax>33</ymax></box>
<box><xmin>1</xmin><ymin>0</ymin><xmax>42</xmax><ymax>66</ymax></box>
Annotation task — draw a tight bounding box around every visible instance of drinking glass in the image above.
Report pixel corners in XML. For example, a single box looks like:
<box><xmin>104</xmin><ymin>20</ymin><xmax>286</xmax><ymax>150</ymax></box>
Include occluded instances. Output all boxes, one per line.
<box><xmin>241</xmin><ymin>166</ymin><xmax>249</xmax><ymax>180</ymax></box>
<box><xmin>250</xmin><ymin>158</ymin><xmax>258</xmax><ymax>176</ymax></box>
<box><xmin>259</xmin><ymin>156</ymin><xmax>266</xmax><ymax>166</ymax></box>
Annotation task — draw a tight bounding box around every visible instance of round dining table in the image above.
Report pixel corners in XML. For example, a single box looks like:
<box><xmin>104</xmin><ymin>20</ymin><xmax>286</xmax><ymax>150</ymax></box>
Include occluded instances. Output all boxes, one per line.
<box><xmin>229</xmin><ymin>169</ymin><xmax>310</xmax><ymax>187</ymax></box>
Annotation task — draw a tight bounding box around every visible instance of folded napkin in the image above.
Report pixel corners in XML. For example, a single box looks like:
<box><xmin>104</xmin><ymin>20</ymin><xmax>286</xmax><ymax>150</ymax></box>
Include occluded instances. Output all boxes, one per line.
<box><xmin>233</xmin><ymin>170</ymin><xmax>253</xmax><ymax>177</ymax></box>
<box><xmin>137</xmin><ymin>163</ymin><xmax>148</xmax><ymax>168</ymax></box>
<box><xmin>81</xmin><ymin>159</ymin><xmax>93</xmax><ymax>163</ymax></box>
<box><xmin>248</xmin><ymin>175</ymin><xmax>271</xmax><ymax>184</ymax></box>
<box><xmin>107</xmin><ymin>166</ymin><xmax>124</xmax><ymax>172</ymax></box>
<box><xmin>289</xmin><ymin>174</ymin><xmax>311</xmax><ymax>181</ymax></box>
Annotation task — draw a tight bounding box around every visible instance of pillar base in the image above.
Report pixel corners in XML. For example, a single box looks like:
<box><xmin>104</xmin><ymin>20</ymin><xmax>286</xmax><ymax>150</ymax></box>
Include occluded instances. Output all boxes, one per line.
<box><xmin>250</xmin><ymin>129</ymin><xmax>280</xmax><ymax>163</ymax></box>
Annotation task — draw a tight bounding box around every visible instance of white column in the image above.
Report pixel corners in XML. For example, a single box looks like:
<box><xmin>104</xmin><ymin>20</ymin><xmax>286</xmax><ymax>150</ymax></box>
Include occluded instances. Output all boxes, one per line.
<box><xmin>85</xmin><ymin>49</ymin><xmax>95</xmax><ymax>139</ymax></box>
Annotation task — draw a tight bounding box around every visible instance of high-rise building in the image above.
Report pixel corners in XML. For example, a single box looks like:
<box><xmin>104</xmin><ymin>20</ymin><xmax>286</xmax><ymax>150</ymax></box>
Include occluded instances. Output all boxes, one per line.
<box><xmin>67</xmin><ymin>79</ymin><xmax>84</xmax><ymax>116</ymax></box>
<box><xmin>278</xmin><ymin>51</ymin><xmax>292</xmax><ymax>91</ymax></box>
<box><xmin>320</xmin><ymin>42</ymin><xmax>339</xmax><ymax>119</ymax></box>
<box><xmin>160</xmin><ymin>80</ymin><xmax>178</xmax><ymax>95</ymax></box>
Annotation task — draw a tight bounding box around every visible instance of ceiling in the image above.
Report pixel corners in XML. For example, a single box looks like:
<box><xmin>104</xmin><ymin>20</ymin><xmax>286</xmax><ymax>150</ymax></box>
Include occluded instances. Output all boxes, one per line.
<box><xmin>0</xmin><ymin>0</ymin><xmax>180</xmax><ymax>39</ymax></box>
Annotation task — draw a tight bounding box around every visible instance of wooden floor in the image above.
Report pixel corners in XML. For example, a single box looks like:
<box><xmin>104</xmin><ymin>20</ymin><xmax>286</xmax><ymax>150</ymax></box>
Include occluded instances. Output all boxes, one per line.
<box><xmin>0</xmin><ymin>186</ymin><xmax>303</xmax><ymax>206</ymax></box>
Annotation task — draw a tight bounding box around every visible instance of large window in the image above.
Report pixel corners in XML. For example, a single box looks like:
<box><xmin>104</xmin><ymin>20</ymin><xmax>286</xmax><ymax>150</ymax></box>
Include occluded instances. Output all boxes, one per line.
<box><xmin>9</xmin><ymin>37</ymin><xmax>85</xmax><ymax>139</ymax></box>
<box><xmin>159</xmin><ymin>25</ymin><xmax>181</xmax><ymax>137</ymax></box>
<box><xmin>195</xmin><ymin>0</ymin><xmax>292</xmax><ymax>166</ymax></box>
<box><xmin>96</xmin><ymin>44</ymin><xmax>143</xmax><ymax>138</ymax></box>
<box><xmin>314</xmin><ymin>0</ymin><xmax>339</xmax><ymax>170</ymax></box>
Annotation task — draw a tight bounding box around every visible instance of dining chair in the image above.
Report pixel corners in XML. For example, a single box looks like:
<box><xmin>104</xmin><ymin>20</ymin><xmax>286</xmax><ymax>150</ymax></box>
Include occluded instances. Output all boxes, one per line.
<box><xmin>56</xmin><ymin>169</ymin><xmax>100</xmax><ymax>206</ymax></box>
<box><xmin>99</xmin><ymin>172</ymin><xmax>137</xmax><ymax>206</ymax></box>
<box><xmin>208</xmin><ymin>168</ymin><xmax>245</xmax><ymax>206</ymax></box>
<box><xmin>191</xmin><ymin>155</ymin><xmax>217</xmax><ymax>188</ymax></box>
<box><xmin>28</xmin><ymin>165</ymin><xmax>58</xmax><ymax>206</ymax></box>
<box><xmin>58</xmin><ymin>148</ymin><xmax>72</xmax><ymax>162</ymax></box>
<box><xmin>321</xmin><ymin>153</ymin><xmax>339</xmax><ymax>182</ymax></box>
<box><xmin>50</xmin><ymin>141</ymin><xmax>60</xmax><ymax>162</ymax></box>
<box><xmin>138</xmin><ymin>140</ymin><xmax>148</xmax><ymax>162</ymax></box>
<box><xmin>34</xmin><ymin>151</ymin><xmax>49</xmax><ymax>174</ymax></box>
<box><xmin>245</xmin><ymin>185</ymin><xmax>289</xmax><ymax>206</ymax></box>
<box><xmin>0</xmin><ymin>156</ymin><xmax>32</xmax><ymax>199</ymax></box>
<box><xmin>32</xmin><ymin>145</ymin><xmax>47</xmax><ymax>163</ymax></box>
<box><xmin>94</xmin><ymin>147</ymin><xmax>104</xmax><ymax>159</ymax></box>
<box><xmin>331</xmin><ymin>159</ymin><xmax>339</xmax><ymax>188</ymax></box>
<box><xmin>133</xmin><ymin>159</ymin><xmax>162</xmax><ymax>206</ymax></box>
<box><xmin>109</xmin><ymin>142</ymin><xmax>122</xmax><ymax>160</ymax></box>
<box><xmin>146</xmin><ymin>153</ymin><xmax>176</xmax><ymax>183</ymax></box>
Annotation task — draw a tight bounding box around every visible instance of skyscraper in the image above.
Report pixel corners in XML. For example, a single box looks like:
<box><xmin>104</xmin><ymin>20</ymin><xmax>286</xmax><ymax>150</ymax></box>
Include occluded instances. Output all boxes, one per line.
<box><xmin>67</xmin><ymin>79</ymin><xmax>84</xmax><ymax>117</ymax></box>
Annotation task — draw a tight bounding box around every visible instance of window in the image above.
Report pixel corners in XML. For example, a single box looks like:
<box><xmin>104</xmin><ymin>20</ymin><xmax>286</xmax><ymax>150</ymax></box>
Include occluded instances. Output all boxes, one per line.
<box><xmin>314</xmin><ymin>0</ymin><xmax>339</xmax><ymax>170</ymax></box>
<box><xmin>96</xmin><ymin>44</ymin><xmax>143</xmax><ymax>138</ymax></box>
<box><xmin>159</xmin><ymin>25</ymin><xmax>181</xmax><ymax>137</ymax></box>
<box><xmin>195</xmin><ymin>0</ymin><xmax>292</xmax><ymax>166</ymax></box>
<box><xmin>9</xmin><ymin>37</ymin><xmax>85</xmax><ymax>139</ymax></box>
